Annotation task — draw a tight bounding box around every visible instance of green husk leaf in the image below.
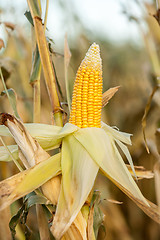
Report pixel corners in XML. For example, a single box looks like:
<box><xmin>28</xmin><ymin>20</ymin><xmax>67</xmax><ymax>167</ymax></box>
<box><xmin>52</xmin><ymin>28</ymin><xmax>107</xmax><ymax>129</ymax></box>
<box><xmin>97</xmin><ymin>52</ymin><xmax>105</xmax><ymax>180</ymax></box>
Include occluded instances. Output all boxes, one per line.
<box><xmin>74</xmin><ymin>128</ymin><xmax>148</xmax><ymax>204</ymax></box>
<box><xmin>9</xmin><ymin>194</ymin><xmax>41</xmax><ymax>240</ymax></box>
<box><xmin>9</xmin><ymin>202</ymin><xmax>27</xmax><ymax>240</ymax></box>
<box><xmin>0</xmin><ymin>68</ymin><xmax>20</xmax><ymax>119</ymax></box>
<box><xmin>115</xmin><ymin>139</ymin><xmax>137</xmax><ymax>179</ymax></box>
<box><xmin>0</xmin><ymin>122</ymin><xmax>78</xmax><ymax>153</ymax></box>
<box><xmin>74</xmin><ymin>128</ymin><xmax>142</xmax><ymax>200</ymax></box>
<box><xmin>24</xmin><ymin>10</ymin><xmax>34</xmax><ymax>26</ymax></box>
<box><xmin>51</xmin><ymin>134</ymin><xmax>99</xmax><ymax>239</ymax></box>
<box><xmin>27</xmin><ymin>194</ymin><xmax>49</xmax><ymax>208</ymax></box>
<box><xmin>91</xmin><ymin>191</ymin><xmax>105</xmax><ymax>239</ymax></box>
<box><xmin>74</xmin><ymin>127</ymin><xmax>160</xmax><ymax>224</ymax></box>
<box><xmin>30</xmin><ymin>45</ymin><xmax>41</xmax><ymax>84</ymax></box>
<box><xmin>52</xmin><ymin>60</ymin><xmax>64</xmax><ymax>99</ymax></box>
<box><xmin>101</xmin><ymin>122</ymin><xmax>132</xmax><ymax>145</ymax></box>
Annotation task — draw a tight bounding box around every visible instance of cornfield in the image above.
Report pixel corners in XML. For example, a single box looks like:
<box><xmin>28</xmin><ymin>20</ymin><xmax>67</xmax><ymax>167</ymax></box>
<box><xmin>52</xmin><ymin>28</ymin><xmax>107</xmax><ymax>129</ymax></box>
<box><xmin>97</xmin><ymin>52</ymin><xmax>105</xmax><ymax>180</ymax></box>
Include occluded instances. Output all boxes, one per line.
<box><xmin>0</xmin><ymin>1</ymin><xmax>160</xmax><ymax>240</ymax></box>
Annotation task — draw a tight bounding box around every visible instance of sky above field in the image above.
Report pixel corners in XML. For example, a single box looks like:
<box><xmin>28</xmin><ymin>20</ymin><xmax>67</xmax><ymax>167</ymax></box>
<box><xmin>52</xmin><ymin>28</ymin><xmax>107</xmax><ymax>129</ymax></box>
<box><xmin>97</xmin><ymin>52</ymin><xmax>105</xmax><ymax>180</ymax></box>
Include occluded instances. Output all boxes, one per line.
<box><xmin>0</xmin><ymin>0</ymin><xmax>153</xmax><ymax>46</ymax></box>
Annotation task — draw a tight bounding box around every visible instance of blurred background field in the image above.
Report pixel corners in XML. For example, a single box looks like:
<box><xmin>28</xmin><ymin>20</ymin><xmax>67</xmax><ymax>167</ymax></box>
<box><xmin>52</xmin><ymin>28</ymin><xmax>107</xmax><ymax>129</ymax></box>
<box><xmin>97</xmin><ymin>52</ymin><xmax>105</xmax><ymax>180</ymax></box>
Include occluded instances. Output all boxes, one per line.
<box><xmin>0</xmin><ymin>0</ymin><xmax>160</xmax><ymax>239</ymax></box>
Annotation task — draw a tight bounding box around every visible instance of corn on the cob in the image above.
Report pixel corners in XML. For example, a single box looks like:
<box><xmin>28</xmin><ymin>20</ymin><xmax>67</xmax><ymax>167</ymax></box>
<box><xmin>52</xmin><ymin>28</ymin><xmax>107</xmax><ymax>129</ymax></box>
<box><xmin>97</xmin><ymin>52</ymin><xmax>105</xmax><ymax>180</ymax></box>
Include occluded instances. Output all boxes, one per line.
<box><xmin>69</xmin><ymin>43</ymin><xmax>102</xmax><ymax>128</ymax></box>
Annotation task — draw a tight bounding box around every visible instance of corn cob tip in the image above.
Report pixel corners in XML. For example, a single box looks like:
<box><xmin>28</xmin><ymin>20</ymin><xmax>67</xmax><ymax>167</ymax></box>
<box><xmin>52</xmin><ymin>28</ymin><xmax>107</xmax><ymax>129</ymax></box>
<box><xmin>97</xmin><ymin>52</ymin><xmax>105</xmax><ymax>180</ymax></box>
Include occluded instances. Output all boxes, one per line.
<box><xmin>83</xmin><ymin>43</ymin><xmax>102</xmax><ymax>71</ymax></box>
<box><xmin>69</xmin><ymin>43</ymin><xmax>102</xmax><ymax>128</ymax></box>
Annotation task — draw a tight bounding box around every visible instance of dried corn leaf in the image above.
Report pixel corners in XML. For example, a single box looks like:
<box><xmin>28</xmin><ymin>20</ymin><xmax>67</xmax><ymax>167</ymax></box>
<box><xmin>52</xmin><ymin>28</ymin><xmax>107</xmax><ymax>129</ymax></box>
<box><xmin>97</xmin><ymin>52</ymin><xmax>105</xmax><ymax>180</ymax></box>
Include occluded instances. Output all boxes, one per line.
<box><xmin>107</xmin><ymin>199</ymin><xmax>123</xmax><ymax>205</ymax></box>
<box><xmin>115</xmin><ymin>181</ymin><xmax>160</xmax><ymax>224</ymax></box>
<box><xmin>155</xmin><ymin>129</ymin><xmax>160</xmax><ymax>155</ymax></box>
<box><xmin>154</xmin><ymin>161</ymin><xmax>160</xmax><ymax>207</ymax></box>
<box><xmin>0</xmin><ymin>153</ymin><xmax>61</xmax><ymax>210</ymax></box>
<box><xmin>0</xmin><ymin>21</ymin><xmax>15</xmax><ymax>31</ymax></box>
<box><xmin>36</xmin><ymin>205</ymin><xmax>51</xmax><ymax>240</ymax></box>
<box><xmin>102</xmin><ymin>86</ymin><xmax>120</xmax><ymax>107</ymax></box>
<box><xmin>126</xmin><ymin>164</ymin><xmax>154</xmax><ymax>180</ymax></box>
<box><xmin>142</xmin><ymin>85</ymin><xmax>160</xmax><ymax>153</ymax></box>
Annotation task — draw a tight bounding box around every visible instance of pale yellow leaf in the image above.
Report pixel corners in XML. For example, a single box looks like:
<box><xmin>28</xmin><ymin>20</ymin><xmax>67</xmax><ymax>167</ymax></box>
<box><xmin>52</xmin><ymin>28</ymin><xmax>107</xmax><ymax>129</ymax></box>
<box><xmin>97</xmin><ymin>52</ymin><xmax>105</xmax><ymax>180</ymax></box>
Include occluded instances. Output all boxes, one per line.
<box><xmin>74</xmin><ymin>128</ymin><xmax>150</xmax><ymax>209</ymax></box>
<box><xmin>0</xmin><ymin>153</ymin><xmax>61</xmax><ymax>210</ymax></box>
<box><xmin>101</xmin><ymin>122</ymin><xmax>132</xmax><ymax>145</ymax></box>
<box><xmin>51</xmin><ymin>134</ymin><xmax>99</xmax><ymax>239</ymax></box>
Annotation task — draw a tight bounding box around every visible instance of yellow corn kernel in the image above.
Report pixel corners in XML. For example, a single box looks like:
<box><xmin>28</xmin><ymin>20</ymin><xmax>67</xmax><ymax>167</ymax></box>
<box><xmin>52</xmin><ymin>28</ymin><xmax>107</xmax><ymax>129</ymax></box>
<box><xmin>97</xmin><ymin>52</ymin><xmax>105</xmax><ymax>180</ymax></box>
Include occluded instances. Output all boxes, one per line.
<box><xmin>69</xmin><ymin>43</ymin><xmax>102</xmax><ymax>128</ymax></box>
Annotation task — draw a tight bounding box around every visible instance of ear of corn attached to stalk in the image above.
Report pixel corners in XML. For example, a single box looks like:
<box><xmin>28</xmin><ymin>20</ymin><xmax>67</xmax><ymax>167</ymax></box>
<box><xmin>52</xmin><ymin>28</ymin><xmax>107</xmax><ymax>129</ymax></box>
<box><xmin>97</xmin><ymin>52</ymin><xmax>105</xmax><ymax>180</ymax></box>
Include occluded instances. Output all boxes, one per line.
<box><xmin>69</xmin><ymin>43</ymin><xmax>102</xmax><ymax>128</ymax></box>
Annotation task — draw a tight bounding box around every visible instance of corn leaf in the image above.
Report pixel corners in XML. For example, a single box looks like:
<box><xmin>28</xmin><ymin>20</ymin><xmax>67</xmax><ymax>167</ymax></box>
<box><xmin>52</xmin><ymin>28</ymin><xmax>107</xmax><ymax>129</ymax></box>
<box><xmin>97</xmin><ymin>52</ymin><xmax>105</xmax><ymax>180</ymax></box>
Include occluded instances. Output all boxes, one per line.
<box><xmin>24</xmin><ymin>10</ymin><xmax>34</xmax><ymax>26</ymax></box>
<box><xmin>9</xmin><ymin>193</ymin><xmax>45</xmax><ymax>240</ymax></box>
<box><xmin>102</xmin><ymin>86</ymin><xmax>120</xmax><ymax>107</ymax></box>
<box><xmin>9</xmin><ymin>201</ymin><xmax>29</xmax><ymax>240</ymax></box>
<box><xmin>51</xmin><ymin>134</ymin><xmax>99</xmax><ymax>239</ymax></box>
<box><xmin>0</xmin><ymin>89</ymin><xmax>20</xmax><ymax>119</ymax></box>
<box><xmin>127</xmin><ymin>165</ymin><xmax>154</xmax><ymax>180</ymax></box>
<box><xmin>30</xmin><ymin>44</ymin><xmax>41</xmax><ymax>84</ymax></box>
<box><xmin>27</xmin><ymin>0</ymin><xmax>41</xmax><ymax>18</ymax></box>
<box><xmin>0</xmin><ymin>153</ymin><xmax>61</xmax><ymax>210</ymax></box>
<box><xmin>116</xmin><ymin>183</ymin><xmax>160</xmax><ymax>224</ymax></box>
<box><xmin>90</xmin><ymin>191</ymin><xmax>105</xmax><ymax>239</ymax></box>
<box><xmin>36</xmin><ymin>204</ymin><xmax>51</xmax><ymax>240</ymax></box>
<box><xmin>0</xmin><ymin>145</ymin><xmax>18</xmax><ymax>161</ymax></box>
<box><xmin>74</xmin><ymin>128</ymin><xmax>148</xmax><ymax>204</ymax></box>
<box><xmin>142</xmin><ymin>85</ymin><xmax>160</xmax><ymax>153</ymax></box>
<box><xmin>0</xmin><ymin>121</ymin><xmax>78</xmax><ymax>153</ymax></box>
<box><xmin>101</xmin><ymin>122</ymin><xmax>132</xmax><ymax>145</ymax></box>
<box><xmin>26</xmin><ymin>194</ymin><xmax>49</xmax><ymax>208</ymax></box>
<box><xmin>115</xmin><ymin>139</ymin><xmax>137</xmax><ymax>179</ymax></box>
<box><xmin>74</xmin><ymin>127</ymin><xmax>160</xmax><ymax>224</ymax></box>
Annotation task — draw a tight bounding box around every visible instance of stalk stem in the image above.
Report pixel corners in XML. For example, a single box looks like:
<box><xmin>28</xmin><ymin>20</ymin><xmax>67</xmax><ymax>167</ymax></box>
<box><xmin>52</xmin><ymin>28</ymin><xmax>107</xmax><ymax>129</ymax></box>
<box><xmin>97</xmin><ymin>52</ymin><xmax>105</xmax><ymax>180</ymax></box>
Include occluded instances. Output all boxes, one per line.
<box><xmin>27</xmin><ymin>0</ymin><xmax>63</xmax><ymax>126</ymax></box>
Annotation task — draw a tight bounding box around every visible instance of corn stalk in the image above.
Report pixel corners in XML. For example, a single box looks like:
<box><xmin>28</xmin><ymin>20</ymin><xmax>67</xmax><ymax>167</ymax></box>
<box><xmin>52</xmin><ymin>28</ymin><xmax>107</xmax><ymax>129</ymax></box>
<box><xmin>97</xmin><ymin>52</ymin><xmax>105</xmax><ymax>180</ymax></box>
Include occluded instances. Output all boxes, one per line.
<box><xmin>27</xmin><ymin>0</ymin><xmax>63</xmax><ymax>126</ymax></box>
